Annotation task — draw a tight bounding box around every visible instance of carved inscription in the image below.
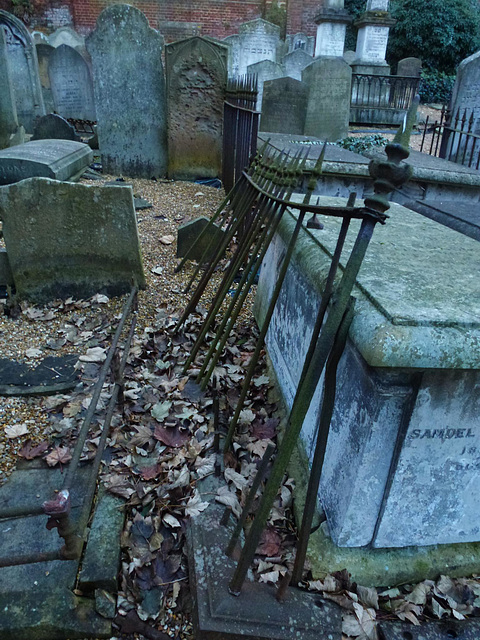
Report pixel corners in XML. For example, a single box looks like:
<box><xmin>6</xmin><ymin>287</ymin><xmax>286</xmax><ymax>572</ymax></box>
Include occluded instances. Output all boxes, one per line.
<box><xmin>410</xmin><ymin>427</ymin><xmax>475</xmax><ymax>441</ymax></box>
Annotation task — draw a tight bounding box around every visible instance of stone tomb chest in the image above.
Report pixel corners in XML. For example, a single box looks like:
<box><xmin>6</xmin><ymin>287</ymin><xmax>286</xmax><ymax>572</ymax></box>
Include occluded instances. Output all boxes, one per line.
<box><xmin>255</xmin><ymin>196</ymin><xmax>480</xmax><ymax>549</ymax></box>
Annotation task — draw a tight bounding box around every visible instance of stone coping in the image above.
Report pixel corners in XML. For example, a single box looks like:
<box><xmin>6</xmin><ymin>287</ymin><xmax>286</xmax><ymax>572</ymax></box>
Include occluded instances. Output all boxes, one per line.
<box><xmin>282</xmin><ymin>195</ymin><xmax>480</xmax><ymax>369</ymax></box>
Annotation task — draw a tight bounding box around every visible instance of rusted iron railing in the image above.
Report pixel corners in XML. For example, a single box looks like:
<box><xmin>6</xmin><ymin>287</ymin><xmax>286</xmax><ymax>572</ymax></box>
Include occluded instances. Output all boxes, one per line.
<box><xmin>67</xmin><ymin>118</ymin><xmax>97</xmax><ymax>135</ymax></box>
<box><xmin>0</xmin><ymin>287</ymin><xmax>137</xmax><ymax>568</ymax></box>
<box><xmin>420</xmin><ymin>106</ymin><xmax>480</xmax><ymax>170</ymax></box>
<box><xmin>222</xmin><ymin>74</ymin><xmax>260</xmax><ymax>194</ymax></box>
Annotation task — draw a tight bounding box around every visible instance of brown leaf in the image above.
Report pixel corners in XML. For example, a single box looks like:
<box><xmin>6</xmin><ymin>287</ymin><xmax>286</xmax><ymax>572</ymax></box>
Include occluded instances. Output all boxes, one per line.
<box><xmin>45</xmin><ymin>446</ymin><xmax>72</xmax><ymax>467</ymax></box>
<box><xmin>154</xmin><ymin>424</ymin><xmax>189</xmax><ymax>448</ymax></box>
<box><xmin>159</xmin><ymin>235</ymin><xmax>175</xmax><ymax>245</ymax></box>
<box><xmin>252</xmin><ymin>417</ymin><xmax>278</xmax><ymax>440</ymax></box>
<box><xmin>257</xmin><ymin>528</ymin><xmax>282</xmax><ymax>556</ymax></box>
<box><xmin>18</xmin><ymin>440</ymin><xmax>49</xmax><ymax>460</ymax></box>
<box><xmin>140</xmin><ymin>464</ymin><xmax>162</xmax><ymax>481</ymax></box>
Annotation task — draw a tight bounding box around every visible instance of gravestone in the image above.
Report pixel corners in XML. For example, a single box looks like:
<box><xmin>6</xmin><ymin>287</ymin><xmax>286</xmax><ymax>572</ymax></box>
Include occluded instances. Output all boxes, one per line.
<box><xmin>0</xmin><ymin>139</ymin><xmax>92</xmax><ymax>184</ymax></box>
<box><xmin>397</xmin><ymin>57</ymin><xmax>422</xmax><ymax>77</ymax></box>
<box><xmin>0</xmin><ymin>178</ymin><xmax>146</xmax><ymax>302</ymax></box>
<box><xmin>32</xmin><ymin>114</ymin><xmax>80</xmax><ymax>141</ymax></box>
<box><xmin>352</xmin><ymin>0</ymin><xmax>395</xmax><ymax>75</ymax></box>
<box><xmin>0</xmin><ymin>10</ymin><xmax>45</xmax><ymax>132</ymax></box>
<box><xmin>166</xmin><ymin>36</ymin><xmax>228</xmax><ymax>180</ymax></box>
<box><xmin>86</xmin><ymin>4</ymin><xmax>167</xmax><ymax>178</ymax></box>
<box><xmin>35</xmin><ymin>43</ymin><xmax>55</xmax><ymax>113</ymax></box>
<box><xmin>48</xmin><ymin>26</ymin><xmax>85</xmax><ymax>50</ymax></box>
<box><xmin>247</xmin><ymin>59</ymin><xmax>284</xmax><ymax>111</ymax></box>
<box><xmin>286</xmin><ymin>32</ymin><xmax>314</xmax><ymax>56</ymax></box>
<box><xmin>0</xmin><ymin>26</ymin><xmax>23</xmax><ymax>149</ymax></box>
<box><xmin>314</xmin><ymin>0</ymin><xmax>352</xmax><ymax>58</ymax></box>
<box><xmin>260</xmin><ymin>77</ymin><xmax>308</xmax><ymax>135</ymax></box>
<box><xmin>48</xmin><ymin>44</ymin><xmax>96</xmax><ymax>120</ymax></box>
<box><xmin>448</xmin><ymin>51</ymin><xmax>480</xmax><ymax>167</ymax></box>
<box><xmin>303</xmin><ymin>57</ymin><xmax>351</xmax><ymax>141</ymax></box>
<box><xmin>223</xmin><ymin>18</ymin><xmax>281</xmax><ymax>77</ymax></box>
<box><xmin>283</xmin><ymin>49</ymin><xmax>312</xmax><ymax>81</ymax></box>
<box><xmin>177</xmin><ymin>217</ymin><xmax>226</xmax><ymax>262</ymax></box>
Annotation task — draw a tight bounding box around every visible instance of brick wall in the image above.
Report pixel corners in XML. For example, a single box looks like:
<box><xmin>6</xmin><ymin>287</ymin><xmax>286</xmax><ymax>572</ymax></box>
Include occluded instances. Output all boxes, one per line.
<box><xmin>0</xmin><ymin>0</ymin><xmax>324</xmax><ymax>39</ymax></box>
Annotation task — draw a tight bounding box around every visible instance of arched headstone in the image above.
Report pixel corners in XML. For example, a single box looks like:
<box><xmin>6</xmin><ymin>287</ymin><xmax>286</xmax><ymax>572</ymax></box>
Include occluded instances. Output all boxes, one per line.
<box><xmin>36</xmin><ymin>42</ymin><xmax>55</xmax><ymax>113</ymax></box>
<box><xmin>48</xmin><ymin>44</ymin><xmax>96</xmax><ymax>120</ymax></box>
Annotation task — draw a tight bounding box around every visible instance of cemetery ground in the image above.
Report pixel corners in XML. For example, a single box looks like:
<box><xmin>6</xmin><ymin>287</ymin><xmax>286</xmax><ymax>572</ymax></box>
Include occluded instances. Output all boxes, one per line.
<box><xmin>0</xmin><ymin>166</ymin><xmax>479</xmax><ymax>640</ymax></box>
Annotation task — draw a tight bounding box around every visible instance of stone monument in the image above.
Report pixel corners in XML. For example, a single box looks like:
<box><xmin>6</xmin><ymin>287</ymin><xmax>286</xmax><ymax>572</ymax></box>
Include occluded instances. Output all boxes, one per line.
<box><xmin>247</xmin><ymin>59</ymin><xmax>284</xmax><ymax>111</ymax></box>
<box><xmin>260</xmin><ymin>77</ymin><xmax>308</xmax><ymax>135</ymax></box>
<box><xmin>397</xmin><ymin>57</ymin><xmax>422</xmax><ymax>77</ymax></box>
<box><xmin>314</xmin><ymin>0</ymin><xmax>352</xmax><ymax>58</ymax></box>
<box><xmin>36</xmin><ymin>42</ymin><xmax>55</xmax><ymax>113</ymax></box>
<box><xmin>352</xmin><ymin>0</ymin><xmax>396</xmax><ymax>75</ymax></box>
<box><xmin>165</xmin><ymin>36</ymin><xmax>228</xmax><ymax>180</ymax></box>
<box><xmin>48</xmin><ymin>44</ymin><xmax>96</xmax><ymax>121</ymax></box>
<box><xmin>283</xmin><ymin>49</ymin><xmax>313</xmax><ymax>81</ymax></box>
<box><xmin>86</xmin><ymin>4</ymin><xmax>167</xmax><ymax>178</ymax></box>
<box><xmin>286</xmin><ymin>32</ymin><xmax>315</xmax><ymax>56</ymax></box>
<box><xmin>31</xmin><ymin>113</ymin><xmax>80</xmax><ymax>142</ymax></box>
<box><xmin>0</xmin><ymin>10</ymin><xmax>45</xmax><ymax>132</ymax></box>
<box><xmin>223</xmin><ymin>18</ymin><xmax>282</xmax><ymax>77</ymax></box>
<box><xmin>0</xmin><ymin>26</ymin><xmax>24</xmax><ymax>149</ymax></box>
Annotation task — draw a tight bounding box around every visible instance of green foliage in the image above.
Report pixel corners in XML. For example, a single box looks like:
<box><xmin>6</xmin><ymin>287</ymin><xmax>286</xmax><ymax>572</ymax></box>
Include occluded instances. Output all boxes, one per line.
<box><xmin>388</xmin><ymin>0</ymin><xmax>480</xmax><ymax>74</ymax></box>
<box><xmin>265</xmin><ymin>2</ymin><xmax>287</xmax><ymax>39</ymax></box>
<box><xmin>344</xmin><ymin>0</ymin><xmax>365</xmax><ymax>52</ymax></box>
<box><xmin>10</xmin><ymin>0</ymin><xmax>33</xmax><ymax>18</ymax></box>
<box><xmin>419</xmin><ymin>70</ymin><xmax>456</xmax><ymax>104</ymax></box>
<box><xmin>336</xmin><ymin>134</ymin><xmax>389</xmax><ymax>154</ymax></box>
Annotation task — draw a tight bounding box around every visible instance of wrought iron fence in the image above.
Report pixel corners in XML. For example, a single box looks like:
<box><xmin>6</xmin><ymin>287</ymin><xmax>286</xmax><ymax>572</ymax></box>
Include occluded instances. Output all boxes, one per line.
<box><xmin>420</xmin><ymin>107</ymin><xmax>480</xmax><ymax>170</ymax></box>
<box><xmin>351</xmin><ymin>74</ymin><xmax>420</xmax><ymax>111</ymax></box>
<box><xmin>222</xmin><ymin>75</ymin><xmax>260</xmax><ymax>194</ymax></box>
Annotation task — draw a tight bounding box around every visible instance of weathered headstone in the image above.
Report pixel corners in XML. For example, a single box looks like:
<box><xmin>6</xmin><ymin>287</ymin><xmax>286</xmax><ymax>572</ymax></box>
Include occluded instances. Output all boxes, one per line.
<box><xmin>48</xmin><ymin>26</ymin><xmax>85</xmax><ymax>50</ymax></box>
<box><xmin>283</xmin><ymin>49</ymin><xmax>312</xmax><ymax>81</ymax></box>
<box><xmin>247</xmin><ymin>59</ymin><xmax>284</xmax><ymax>111</ymax></box>
<box><xmin>0</xmin><ymin>10</ymin><xmax>45</xmax><ymax>132</ymax></box>
<box><xmin>86</xmin><ymin>4</ymin><xmax>167</xmax><ymax>178</ymax></box>
<box><xmin>0</xmin><ymin>139</ymin><xmax>92</xmax><ymax>184</ymax></box>
<box><xmin>314</xmin><ymin>0</ymin><xmax>352</xmax><ymax>58</ymax></box>
<box><xmin>260</xmin><ymin>77</ymin><xmax>308</xmax><ymax>135</ymax></box>
<box><xmin>177</xmin><ymin>217</ymin><xmax>226</xmax><ymax>262</ymax></box>
<box><xmin>286</xmin><ymin>32</ymin><xmax>315</xmax><ymax>56</ymax></box>
<box><xmin>35</xmin><ymin>42</ymin><xmax>55</xmax><ymax>113</ymax></box>
<box><xmin>166</xmin><ymin>36</ymin><xmax>228</xmax><ymax>180</ymax></box>
<box><xmin>48</xmin><ymin>44</ymin><xmax>96</xmax><ymax>120</ymax></box>
<box><xmin>303</xmin><ymin>57</ymin><xmax>351</xmax><ymax>141</ymax></box>
<box><xmin>448</xmin><ymin>51</ymin><xmax>480</xmax><ymax>167</ymax></box>
<box><xmin>352</xmin><ymin>0</ymin><xmax>395</xmax><ymax>74</ymax></box>
<box><xmin>0</xmin><ymin>26</ymin><xmax>24</xmax><ymax>149</ymax></box>
<box><xmin>223</xmin><ymin>18</ymin><xmax>282</xmax><ymax>77</ymax></box>
<box><xmin>32</xmin><ymin>113</ymin><xmax>80</xmax><ymax>142</ymax></box>
<box><xmin>397</xmin><ymin>57</ymin><xmax>422</xmax><ymax>77</ymax></box>
<box><xmin>0</xmin><ymin>178</ymin><xmax>146</xmax><ymax>302</ymax></box>
<box><xmin>343</xmin><ymin>49</ymin><xmax>356</xmax><ymax>64</ymax></box>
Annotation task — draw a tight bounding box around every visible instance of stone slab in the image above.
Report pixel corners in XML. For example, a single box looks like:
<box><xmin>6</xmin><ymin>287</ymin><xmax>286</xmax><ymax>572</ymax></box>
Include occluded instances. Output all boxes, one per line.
<box><xmin>0</xmin><ymin>354</ymin><xmax>79</xmax><ymax>396</ymax></box>
<box><xmin>0</xmin><ymin>139</ymin><xmax>92</xmax><ymax>185</ymax></box>
<box><xmin>0</xmin><ymin>178</ymin><xmax>146</xmax><ymax>302</ymax></box>
<box><xmin>177</xmin><ymin>216</ymin><xmax>226</xmax><ymax>262</ymax></box>
<box><xmin>379</xmin><ymin>620</ymin><xmax>480</xmax><ymax>640</ymax></box>
<box><xmin>405</xmin><ymin>199</ymin><xmax>480</xmax><ymax>241</ymax></box>
<box><xmin>188</xmin><ymin>474</ymin><xmax>342</xmax><ymax>640</ymax></box>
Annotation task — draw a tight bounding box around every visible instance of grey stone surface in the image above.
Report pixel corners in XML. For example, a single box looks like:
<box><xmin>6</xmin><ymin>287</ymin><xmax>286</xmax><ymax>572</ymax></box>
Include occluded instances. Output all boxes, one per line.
<box><xmin>176</xmin><ymin>216</ymin><xmax>226</xmax><ymax>262</ymax></box>
<box><xmin>449</xmin><ymin>50</ymin><xmax>480</xmax><ymax>167</ymax></box>
<box><xmin>0</xmin><ymin>354</ymin><xmax>79</xmax><ymax>396</ymax></box>
<box><xmin>86</xmin><ymin>4</ymin><xmax>167</xmax><ymax>178</ymax></box>
<box><xmin>255</xmin><ymin>197</ymin><xmax>480</xmax><ymax>548</ymax></box>
<box><xmin>397</xmin><ymin>56</ymin><xmax>422</xmax><ymax>77</ymax></box>
<box><xmin>48</xmin><ymin>26</ymin><xmax>85</xmax><ymax>50</ymax></box>
<box><xmin>247</xmin><ymin>58</ymin><xmax>284</xmax><ymax>111</ymax></box>
<box><xmin>286</xmin><ymin>32</ymin><xmax>314</xmax><ymax>56</ymax></box>
<box><xmin>0</xmin><ymin>139</ymin><xmax>92</xmax><ymax>184</ymax></box>
<box><xmin>35</xmin><ymin>43</ymin><xmax>55</xmax><ymax>113</ymax></box>
<box><xmin>283</xmin><ymin>48</ymin><xmax>312</xmax><ymax>81</ymax></box>
<box><xmin>0</xmin><ymin>10</ymin><xmax>45</xmax><ymax>132</ymax></box>
<box><xmin>0</xmin><ymin>248</ymin><xmax>13</xmax><ymax>286</ymax></box>
<box><xmin>32</xmin><ymin>113</ymin><xmax>80</xmax><ymax>142</ymax></box>
<box><xmin>0</xmin><ymin>26</ymin><xmax>22</xmax><ymax>149</ymax></box>
<box><xmin>48</xmin><ymin>44</ymin><xmax>96</xmax><ymax>120</ymax></box>
<box><xmin>260</xmin><ymin>77</ymin><xmax>308</xmax><ymax>135</ymax></box>
<box><xmin>379</xmin><ymin>620</ymin><xmax>480</xmax><ymax>640</ymax></box>
<box><xmin>0</xmin><ymin>178</ymin><xmax>146</xmax><ymax>302</ymax></box>
<box><xmin>223</xmin><ymin>18</ymin><xmax>282</xmax><ymax>77</ymax></box>
<box><xmin>303</xmin><ymin>57</ymin><xmax>351</xmax><ymax>141</ymax></box>
<box><xmin>166</xmin><ymin>36</ymin><xmax>227</xmax><ymax>180</ymax></box>
<box><xmin>405</xmin><ymin>199</ymin><xmax>480</xmax><ymax>242</ymax></box>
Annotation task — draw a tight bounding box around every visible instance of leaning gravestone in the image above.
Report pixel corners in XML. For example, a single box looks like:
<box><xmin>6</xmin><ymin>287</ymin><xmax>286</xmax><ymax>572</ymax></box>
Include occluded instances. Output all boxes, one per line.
<box><xmin>0</xmin><ymin>26</ymin><xmax>23</xmax><ymax>149</ymax></box>
<box><xmin>247</xmin><ymin>59</ymin><xmax>284</xmax><ymax>111</ymax></box>
<box><xmin>48</xmin><ymin>44</ymin><xmax>96</xmax><ymax>120</ymax></box>
<box><xmin>0</xmin><ymin>139</ymin><xmax>92</xmax><ymax>184</ymax></box>
<box><xmin>177</xmin><ymin>217</ymin><xmax>226</xmax><ymax>262</ymax></box>
<box><xmin>223</xmin><ymin>18</ymin><xmax>282</xmax><ymax>77</ymax></box>
<box><xmin>303</xmin><ymin>57</ymin><xmax>352</xmax><ymax>141</ymax></box>
<box><xmin>35</xmin><ymin>43</ymin><xmax>55</xmax><ymax>113</ymax></box>
<box><xmin>0</xmin><ymin>10</ymin><xmax>45</xmax><ymax>132</ymax></box>
<box><xmin>260</xmin><ymin>77</ymin><xmax>308</xmax><ymax>135</ymax></box>
<box><xmin>166</xmin><ymin>36</ymin><xmax>228</xmax><ymax>180</ymax></box>
<box><xmin>397</xmin><ymin>57</ymin><xmax>422</xmax><ymax>77</ymax></box>
<box><xmin>449</xmin><ymin>51</ymin><xmax>480</xmax><ymax>167</ymax></box>
<box><xmin>32</xmin><ymin>114</ymin><xmax>80</xmax><ymax>141</ymax></box>
<box><xmin>283</xmin><ymin>49</ymin><xmax>313</xmax><ymax>81</ymax></box>
<box><xmin>86</xmin><ymin>4</ymin><xmax>167</xmax><ymax>178</ymax></box>
<box><xmin>0</xmin><ymin>178</ymin><xmax>146</xmax><ymax>302</ymax></box>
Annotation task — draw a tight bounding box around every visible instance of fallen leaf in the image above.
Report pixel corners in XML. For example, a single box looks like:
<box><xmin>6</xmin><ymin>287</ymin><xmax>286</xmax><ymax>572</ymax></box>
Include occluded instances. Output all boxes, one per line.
<box><xmin>18</xmin><ymin>440</ymin><xmax>49</xmax><ymax>459</ymax></box>
<box><xmin>151</xmin><ymin>266</ymin><xmax>164</xmax><ymax>275</ymax></box>
<box><xmin>357</xmin><ymin>585</ymin><xmax>379</xmax><ymax>609</ymax></box>
<box><xmin>163</xmin><ymin>513</ymin><xmax>181</xmax><ymax>528</ymax></box>
<box><xmin>160</xmin><ymin>235</ymin><xmax>175</xmax><ymax>245</ymax></box>
<box><xmin>5</xmin><ymin>423</ymin><xmax>29</xmax><ymax>439</ymax></box>
<box><xmin>151</xmin><ymin>401</ymin><xmax>172</xmax><ymax>422</ymax></box>
<box><xmin>91</xmin><ymin>294</ymin><xmax>109</xmax><ymax>303</ymax></box>
<box><xmin>224</xmin><ymin>467</ymin><xmax>248</xmax><ymax>490</ymax></box>
<box><xmin>185</xmin><ymin>491</ymin><xmax>209</xmax><ymax>517</ymax></box>
<box><xmin>45</xmin><ymin>446</ymin><xmax>72</xmax><ymax>467</ymax></box>
<box><xmin>257</xmin><ymin>528</ymin><xmax>282</xmax><ymax>556</ymax></box>
<box><xmin>259</xmin><ymin>570</ymin><xmax>279</xmax><ymax>584</ymax></box>
<box><xmin>25</xmin><ymin>347</ymin><xmax>42</xmax><ymax>358</ymax></box>
<box><xmin>154</xmin><ymin>424</ymin><xmax>189</xmax><ymax>448</ymax></box>
<box><xmin>80</xmin><ymin>347</ymin><xmax>107</xmax><ymax>363</ymax></box>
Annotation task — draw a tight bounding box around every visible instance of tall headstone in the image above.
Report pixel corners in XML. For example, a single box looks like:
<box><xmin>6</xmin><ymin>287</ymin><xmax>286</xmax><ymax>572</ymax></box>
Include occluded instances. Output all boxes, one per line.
<box><xmin>448</xmin><ymin>51</ymin><xmax>480</xmax><ymax>167</ymax></box>
<box><xmin>36</xmin><ymin>42</ymin><xmax>55</xmax><ymax>113</ymax></box>
<box><xmin>286</xmin><ymin>32</ymin><xmax>315</xmax><ymax>56</ymax></box>
<box><xmin>86</xmin><ymin>4</ymin><xmax>167</xmax><ymax>178</ymax></box>
<box><xmin>314</xmin><ymin>0</ymin><xmax>352</xmax><ymax>58</ymax></box>
<box><xmin>48</xmin><ymin>44</ymin><xmax>96</xmax><ymax>120</ymax></box>
<box><xmin>260</xmin><ymin>77</ymin><xmax>308</xmax><ymax>135</ymax></box>
<box><xmin>397</xmin><ymin>57</ymin><xmax>422</xmax><ymax>77</ymax></box>
<box><xmin>0</xmin><ymin>26</ymin><xmax>23</xmax><ymax>149</ymax></box>
<box><xmin>165</xmin><ymin>36</ymin><xmax>228</xmax><ymax>180</ymax></box>
<box><xmin>352</xmin><ymin>0</ymin><xmax>395</xmax><ymax>75</ymax></box>
<box><xmin>283</xmin><ymin>49</ymin><xmax>313</xmax><ymax>81</ymax></box>
<box><xmin>247</xmin><ymin>59</ymin><xmax>284</xmax><ymax>111</ymax></box>
<box><xmin>223</xmin><ymin>19</ymin><xmax>282</xmax><ymax>77</ymax></box>
<box><xmin>0</xmin><ymin>10</ymin><xmax>45</xmax><ymax>132</ymax></box>
<box><xmin>303</xmin><ymin>57</ymin><xmax>351</xmax><ymax>141</ymax></box>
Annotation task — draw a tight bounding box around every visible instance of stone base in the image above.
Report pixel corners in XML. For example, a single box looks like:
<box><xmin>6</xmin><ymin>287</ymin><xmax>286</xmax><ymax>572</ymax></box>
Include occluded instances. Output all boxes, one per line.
<box><xmin>351</xmin><ymin>62</ymin><xmax>390</xmax><ymax>75</ymax></box>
